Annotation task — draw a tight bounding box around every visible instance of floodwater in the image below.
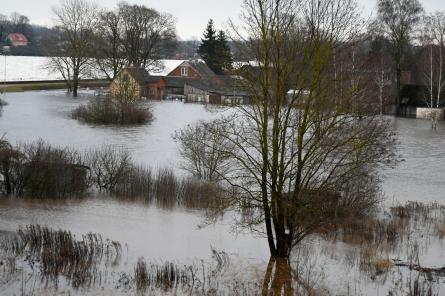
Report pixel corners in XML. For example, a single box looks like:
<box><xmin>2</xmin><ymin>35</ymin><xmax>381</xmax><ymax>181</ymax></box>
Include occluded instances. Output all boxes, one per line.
<box><xmin>382</xmin><ymin>118</ymin><xmax>445</xmax><ymax>204</ymax></box>
<box><xmin>1</xmin><ymin>90</ymin><xmax>445</xmax><ymax>294</ymax></box>
<box><xmin>0</xmin><ymin>90</ymin><xmax>219</xmax><ymax>169</ymax></box>
<box><xmin>1</xmin><ymin>90</ymin><xmax>444</xmax><ymax>203</ymax></box>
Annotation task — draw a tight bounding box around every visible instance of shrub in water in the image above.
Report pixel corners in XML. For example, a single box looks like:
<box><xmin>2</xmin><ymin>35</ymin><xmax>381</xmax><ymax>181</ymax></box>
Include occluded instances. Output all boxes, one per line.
<box><xmin>72</xmin><ymin>97</ymin><xmax>153</xmax><ymax>125</ymax></box>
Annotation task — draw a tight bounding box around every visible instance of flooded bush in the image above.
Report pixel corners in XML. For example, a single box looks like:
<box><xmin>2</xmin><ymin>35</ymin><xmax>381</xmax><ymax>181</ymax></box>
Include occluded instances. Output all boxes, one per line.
<box><xmin>85</xmin><ymin>146</ymin><xmax>133</xmax><ymax>193</ymax></box>
<box><xmin>1</xmin><ymin>140</ymin><xmax>227</xmax><ymax>209</ymax></box>
<box><xmin>0</xmin><ymin>140</ymin><xmax>88</xmax><ymax>198</ymax></box>
<box><xmin>112</xmin><ymin>165</ymin><xmax>227</xmax><ymax>209</ymax></box>
<box><xmin>72</xmin><ymin>97</ymin><xmax>153</xmax><ymax>125</ymax></box>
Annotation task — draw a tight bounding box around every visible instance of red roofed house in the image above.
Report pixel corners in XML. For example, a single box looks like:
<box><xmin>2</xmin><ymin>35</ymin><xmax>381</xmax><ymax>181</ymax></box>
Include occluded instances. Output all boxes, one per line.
<box><xmin>6</xmin><ymin>33</ymin><xmax>29</xmax><ymax>47</ymax></box>
<box><xmin>110</xmin><ymin>60</ymin><xmax>250</xmax><ymax>104</ymax></box>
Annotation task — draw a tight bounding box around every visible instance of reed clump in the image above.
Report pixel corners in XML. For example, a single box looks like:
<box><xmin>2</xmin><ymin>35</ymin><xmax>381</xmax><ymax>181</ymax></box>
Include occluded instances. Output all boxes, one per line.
<box><xmin>3</xmin><ymin>224</ymin><xmax>121</xmax><ymax>289</ymax></box>
<box><xmin>435</xmin><ymin>222</ymin><xmax>445</xmax><ymax>239</ymax></box>
<box><xmin>319</xmin><ymin>216</ymin><xmax>408</xmax><ymax>248</ymax></box>
<box><xmin>390</xmin><ymin>201</ymin><xmax>445</xmax><ymax>221</ymax></box>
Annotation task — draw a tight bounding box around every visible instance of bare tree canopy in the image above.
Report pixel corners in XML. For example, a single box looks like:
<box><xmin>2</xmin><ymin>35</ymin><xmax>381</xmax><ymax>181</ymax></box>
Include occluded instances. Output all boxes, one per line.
<box><xmin>92</xmin><ymin>2</ymin><xmax>177</xmax><ymax>78</ymax></box>
<box><xmin>49</xmin><ymin>0</ymin><xmax>99</xmax><ymax>97</ymax></box>
<box><xmin>118</xmin><ymin>2</ymin><xmax>176</xmax><ymax>70</ymax></box>
<box><xmin>95</xmin><ymin>9</ymin><xmax>126</xmax><ymax>80</ymax></box>
<box><xmin>377</xmin><ymin>0</ymin><xmax>424</xmax><ymax>115</ymax></box>
<box><xmin>175</xmin><ymin>0</ymin><xmax>397</xmax><ymax>259</ymax></box>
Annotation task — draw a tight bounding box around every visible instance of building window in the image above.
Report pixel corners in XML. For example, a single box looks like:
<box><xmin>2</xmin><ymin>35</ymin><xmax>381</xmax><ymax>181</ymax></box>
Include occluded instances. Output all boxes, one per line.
<box><xmin>181</xmin><ymin>66</ymin><xmax>188</xmax><ymax>76</ymax></box>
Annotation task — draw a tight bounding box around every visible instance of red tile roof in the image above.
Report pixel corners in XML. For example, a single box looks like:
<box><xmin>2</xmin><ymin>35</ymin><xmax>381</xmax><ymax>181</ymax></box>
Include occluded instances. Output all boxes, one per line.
<box><xmin>7</xmin><ymin>33</ymin><xmax>28</xmax><ymax>45</ymax></box>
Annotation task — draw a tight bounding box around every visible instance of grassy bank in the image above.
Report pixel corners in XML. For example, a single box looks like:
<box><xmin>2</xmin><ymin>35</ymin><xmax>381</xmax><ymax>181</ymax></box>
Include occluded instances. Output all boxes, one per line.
<box><xmin>0</xmin><ymin>80</ymin><xmax>110</xmax><ymax>93</ymax></box>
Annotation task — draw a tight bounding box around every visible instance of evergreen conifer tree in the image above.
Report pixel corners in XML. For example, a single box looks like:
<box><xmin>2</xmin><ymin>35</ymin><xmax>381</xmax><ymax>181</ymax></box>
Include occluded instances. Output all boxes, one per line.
<box><xmin>198</xmin><ymin>19</ymin><xmax>232</xmax><ymax>74</ymax></box>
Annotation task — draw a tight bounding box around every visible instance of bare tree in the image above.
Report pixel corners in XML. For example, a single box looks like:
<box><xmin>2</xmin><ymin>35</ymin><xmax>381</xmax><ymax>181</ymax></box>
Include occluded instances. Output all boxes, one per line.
<box><xmin>85</xmin><ymin>146</ymin><xmax>133</xmax><ymax>193</ymax></box>
<box><xmin>95</xmin><ymin>9</ymin><xmax>126</xmax><ymax>80</ymax></box>
<box><xmin>173</xmin><ymin>120</ymin><xmax>233</xmax><ymax>182</ymax></box>
<box><xmin>421</xmin><ymin>12</ymin><xmax>445</xmax><ymax>129</ymax></box>
<box><xmin>119</xmin><ymin>2</ymin><xmax>176</xmax><ymax>70</ymax></box>
<box><xmin>49</xmin><ymin>0</ymin><xmax>99</xmax><ymax>97</ymax></box>
<box><xmin>371</xmin><ymin>41</ymin><xmax>392</xmax><ymax>115</ymax></box>
<box><xmin>9</xmin><ymin>12</ymin><xmax>30</xmax><ymax>35</ymax></box>
<box><xmin>176</xmin><ymin>0</ymin><xmax>396</xmax><ymax>259</ymax></box>
<box><xmin>377</xmin><ymin>0</ymin><xmax>423</xmax><ymax>115</ymax></box>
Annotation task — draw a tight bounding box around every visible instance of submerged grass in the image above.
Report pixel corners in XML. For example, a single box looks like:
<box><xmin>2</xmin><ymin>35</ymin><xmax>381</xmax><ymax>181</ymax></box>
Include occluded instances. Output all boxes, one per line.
<box><xmin>1</xmin><ymin>226</ymin><xmax>257</xmax><ymax>294</ymax></box>
<box><xmin>2</xmin><ymin>224</ymin><xmax>121</xmax><ymax>289</ymax></box>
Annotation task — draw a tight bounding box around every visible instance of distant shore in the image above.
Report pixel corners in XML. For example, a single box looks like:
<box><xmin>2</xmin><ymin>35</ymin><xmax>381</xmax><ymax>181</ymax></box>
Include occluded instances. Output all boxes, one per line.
<box><xmin>0</xmin><ymin>79</ymin><xmax>110</xmax><ymax>92</ymax></box>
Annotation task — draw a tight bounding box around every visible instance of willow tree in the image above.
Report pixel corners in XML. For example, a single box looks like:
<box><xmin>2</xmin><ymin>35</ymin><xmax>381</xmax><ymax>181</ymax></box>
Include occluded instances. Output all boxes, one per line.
<box><xmin>175</xmin><ymin>0</ymin><xmax>396</xmax><ymax>260</ymax></box>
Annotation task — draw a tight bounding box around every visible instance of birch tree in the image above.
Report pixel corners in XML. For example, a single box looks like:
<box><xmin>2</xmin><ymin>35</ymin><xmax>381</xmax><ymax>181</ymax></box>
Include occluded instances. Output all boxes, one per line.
<box><xmin>422</xmin><ymin>12</ymin><xmax>445</xmax><ymax>129</ymax></box>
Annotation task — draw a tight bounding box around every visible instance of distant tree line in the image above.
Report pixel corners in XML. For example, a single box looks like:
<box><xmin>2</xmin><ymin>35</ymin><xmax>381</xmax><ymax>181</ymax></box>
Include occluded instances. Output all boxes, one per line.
<box><xmin>2</xmin><ymin>0</ymin><xmax>445</xmax><ymax>113</ymax></box>
<box><xmin>41</xmin><ymin>0</ymin><xmax>178</xmax><ymax>96</ymax></box>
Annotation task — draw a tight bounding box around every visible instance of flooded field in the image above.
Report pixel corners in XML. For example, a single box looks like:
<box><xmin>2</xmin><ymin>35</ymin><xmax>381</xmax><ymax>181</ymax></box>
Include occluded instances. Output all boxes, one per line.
<box><xmin>0</xmin><ymin>90</ymin><xmax>445</xmax><ymax>295</ymax></box>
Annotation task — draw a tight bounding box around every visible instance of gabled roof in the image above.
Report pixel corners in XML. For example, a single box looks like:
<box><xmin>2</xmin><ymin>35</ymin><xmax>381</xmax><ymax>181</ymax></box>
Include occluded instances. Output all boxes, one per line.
<box><xmin>122</xmin><ymin>67</ymin><xmax>164</xmax><ymax>85</ymax></box>
<box><xmin>189</xmin><ymin>60</ymin><xmax>215</xmax><ymax>78</ymax></box>
<box><xmin>125</xmin><ymin>67</ymin><xmax>150</xmax><ymax>85</ymax></box>
<box><xmin>168</xmin><ymin>60</ymin><xmax>216</xmax><ymax>78</ymax></box>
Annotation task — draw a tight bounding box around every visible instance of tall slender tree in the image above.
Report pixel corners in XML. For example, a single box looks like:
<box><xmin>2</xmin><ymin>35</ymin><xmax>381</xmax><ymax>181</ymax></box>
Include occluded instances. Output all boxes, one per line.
<box><xmin>377</xmin><ymin>0</ymin><xmax>423</xmax><ymax>115</ymax></box>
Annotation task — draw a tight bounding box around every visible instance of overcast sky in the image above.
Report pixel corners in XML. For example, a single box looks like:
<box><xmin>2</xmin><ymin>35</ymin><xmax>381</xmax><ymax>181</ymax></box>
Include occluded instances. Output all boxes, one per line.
<box><xmin>2</xmin><ymin>0</ymin><xmax>445</xmax><ymax>39</ymax></box>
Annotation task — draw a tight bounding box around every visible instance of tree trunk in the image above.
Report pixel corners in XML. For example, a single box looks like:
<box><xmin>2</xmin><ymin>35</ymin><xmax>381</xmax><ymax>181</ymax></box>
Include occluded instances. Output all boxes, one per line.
<box><xmin>1</xmin><ymin>161</ymin><xmax>12</xmax><ymax>195</ymax></box>
<box><xmin>396</xmin><ymin>66</ymin><xmax>401</xmax><ymax>116</ymax></box>
<box><xmin>73</xmin><ymin>72</ymin><xmax>79</xmax><ymax>97</ymax></box>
